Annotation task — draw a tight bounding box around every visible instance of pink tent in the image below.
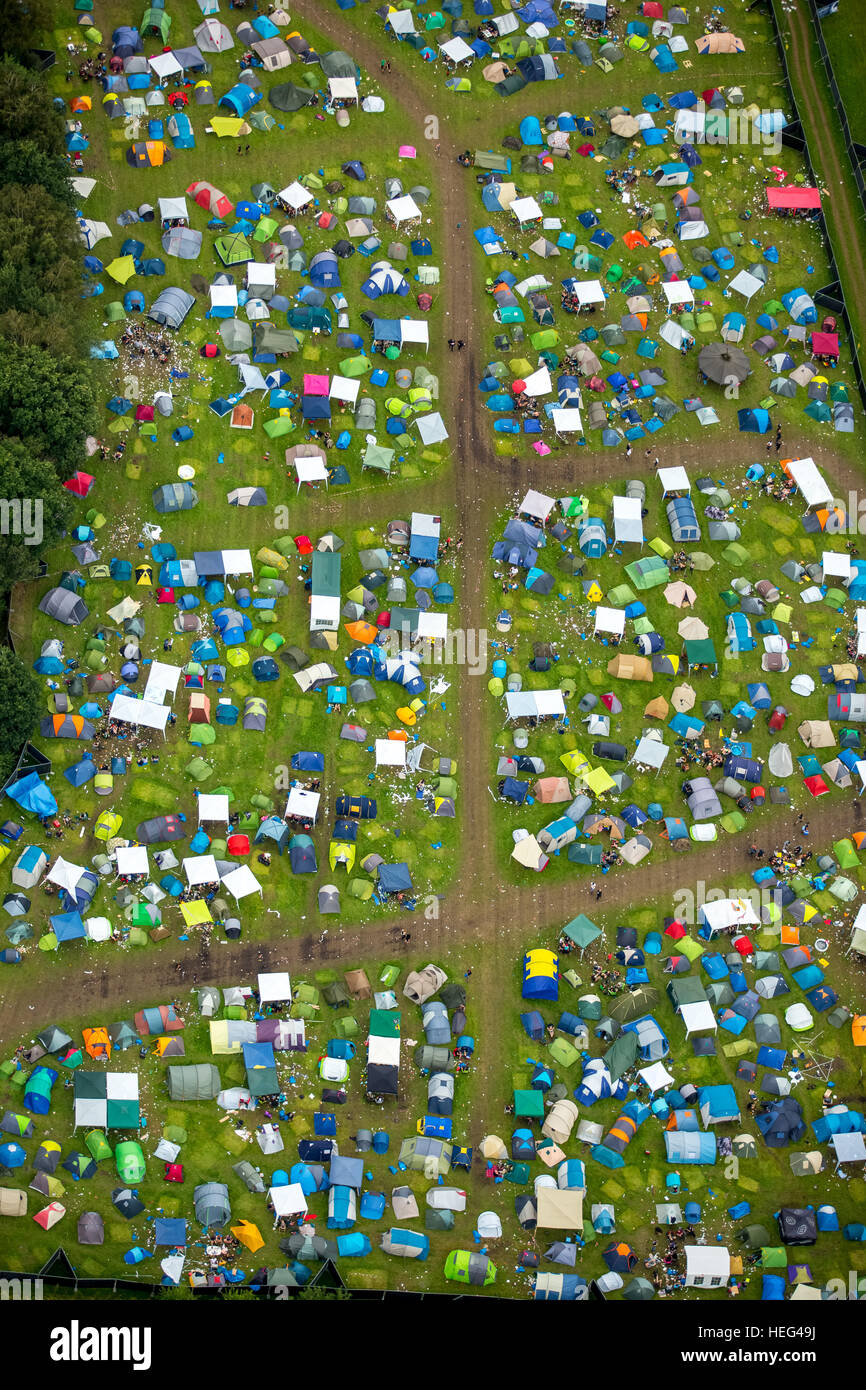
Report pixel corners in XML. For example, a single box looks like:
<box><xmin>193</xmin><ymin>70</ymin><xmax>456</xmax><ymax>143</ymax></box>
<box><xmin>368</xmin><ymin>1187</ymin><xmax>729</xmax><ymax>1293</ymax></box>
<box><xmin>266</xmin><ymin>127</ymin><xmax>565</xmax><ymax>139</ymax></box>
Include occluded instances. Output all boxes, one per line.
<box><xmin>303</xmin><ymin>374</ymin><xmax>330</xmax><ymax>396</ymax></box>
<box><xmin>398</xmin><ymin>145</ymin><xmax>416</xmax><ymax>158</ymax></box>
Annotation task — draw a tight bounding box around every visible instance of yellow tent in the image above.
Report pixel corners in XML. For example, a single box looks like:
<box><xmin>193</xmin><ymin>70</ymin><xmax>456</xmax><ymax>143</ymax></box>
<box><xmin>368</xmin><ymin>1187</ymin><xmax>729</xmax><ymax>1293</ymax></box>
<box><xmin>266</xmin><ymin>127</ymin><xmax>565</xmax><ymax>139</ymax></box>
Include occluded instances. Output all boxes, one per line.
<box><xmin>106</xmin><ymin>255</ymin><xmax>137</xmax><ymax>284</ymax></box>
<box><xmin>211</xmin><ymin>117</ymin><xmax>246</xmax><ymax>138</ymax></box>
<box><xmin>209</xmin><ymin>1020</ymin><xmax>243</xmax><ymax>1054</ymax></box>
<box><xmin>231</xmin><ymin>1220</ymin><xmax>264</xmax><ymax>1253</ymax></box>
<box><xmin>584</xmin><ymin>766</ymin><xmax>616</xmax><ymax>796</ymax></box>
<box><xmin>559</xmin><ymin>750</ymin><xmax>589</xmax><ymax>776</ymax></box>
<box><xmin>180</xmin><ymin>900</ymin><xmax>212</xmax><ymax>927</ymax></box>
<box><xmin>583</xmin><ymin>581</ymin><xmax>603</xmax><ymax>603</ymax></box>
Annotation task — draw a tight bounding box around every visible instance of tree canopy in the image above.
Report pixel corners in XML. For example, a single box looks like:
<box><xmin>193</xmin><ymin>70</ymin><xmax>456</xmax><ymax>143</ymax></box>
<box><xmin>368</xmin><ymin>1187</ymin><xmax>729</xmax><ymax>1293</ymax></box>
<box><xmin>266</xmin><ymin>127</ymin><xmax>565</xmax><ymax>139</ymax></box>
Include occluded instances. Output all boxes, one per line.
<box><xmin>0</xmin><ymin>185</ymin><xmax>82</xmax><ymax>349</ymax></box>
<box><xmin>0</xmin><ymin>140</ymin><xmax>75</xmax><ymax>208</ymax></box>
<box><xmin>0</xmin><ymin>438</ymin><xmax>74</xmax><ymax>594</ymax></box>
<box><xmin>0</xmin><ymin>339</ymin><xmax>97</xmax><ymax>476</ymax></box>
<box><xmin>0</xmin><ymin>647</ymin><xmax>43</xmax><ymax>783</ymax></box>
<box><xmin>0</xmin><ymin>58</ymin><xmax>64</xmax><ymax>154</ymax></box>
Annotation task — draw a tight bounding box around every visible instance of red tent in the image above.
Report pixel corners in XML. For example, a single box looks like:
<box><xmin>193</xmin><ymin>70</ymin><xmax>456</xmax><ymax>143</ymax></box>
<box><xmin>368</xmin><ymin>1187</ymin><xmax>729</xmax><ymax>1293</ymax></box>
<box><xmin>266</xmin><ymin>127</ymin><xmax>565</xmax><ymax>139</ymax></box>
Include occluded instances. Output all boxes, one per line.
<box><xmin>804</xmin><ymin>774</ymin><xmax>829</xmax><ymax>797</ymax></box>
<box><xmin>811</xmin><ymin>332</ymin><xmax>839</xmax><ymax>357</ymax></box>
<box><xmin>664</xmin><ymin>919</ymin><xmax>687</xmax><ymax>939</ymax></box>
<box><xmin>732</xmin><ymin>935</ymin><xmax>754</xmax><ymax>957</ymax></box>
<box><xmin>163</xmin><ymin>1163</ymin><xmax>184</xmax><ymax>1183</ymax></box>
<box><xmin>227</xmin><ymin>833</ymin><xmax>251</xmax><ymax>856</ymax></box>
<box><xmin>766</xmin><ymin>186</ymin><xmax>822</xmax><ymax>211</ymax></box>
<box><xmin>294</xmin><ymin>534</ymin><xmax>313</xmax><ymax>555</ymax></box>
<box><xmin>135</xmin><ymin>405</ymin><xmax>155</xmax><ymax>422</ymax></box>
<box><xmin>64</xmin><ymin>471</ymin><xmax>94</xmax><ymax>497</ymax></box>
<box><xmin>200</xmin><ymin>343</ymin><xmax>220</xmax><ymax>358</ymax></box>
<box><xmin>642</xmin><ymin>0</ymin><xmax>664</xmax><ymax>15</ymax></box>
<box><xmin>156</xmin><ymin>587</ymin><xmax>175</xmax><ymax>603</ymax></box>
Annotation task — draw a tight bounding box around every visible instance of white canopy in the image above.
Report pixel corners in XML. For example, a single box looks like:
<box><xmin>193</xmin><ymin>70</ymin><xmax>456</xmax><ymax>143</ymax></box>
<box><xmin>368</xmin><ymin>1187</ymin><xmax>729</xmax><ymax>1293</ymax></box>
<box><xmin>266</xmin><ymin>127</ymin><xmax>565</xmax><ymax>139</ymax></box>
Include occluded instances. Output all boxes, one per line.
<box><xmin>277</xmin><ymin>181</ymin><xmax>313</xmax><ymax>211</ymax></box>
<box><xmin>329</xmin><ymin>374</ymin><xmax>360</xmax><ymax>406</ymax></box>
<box><xmin>679</xmin><ymin>1000</ymin><xmax>717</xmax><ymax>1035</ymax></box>
<box><xmin>439</xmin><ymin>35</ymin><xmax>474</xmax><ymax>63</ymax></box>
<box><xmin>575</xmin><ymin>278</ymin><xmax>605</xmax><ymax>307</ymax></box>
<box><xmin>638</xmin><ymin>1062</ymin><xmax>675</xmax><ymax>1093</ymax></box>
<box><xmin>246</xmin><ymin>262</ymin><xmax>276</xmax><ymax>292</ymax></box>
<box><xmin>594</xmin><ymin>606</ymin><xmax>625</xmax><ymax>636</ymax></box>
<box><xmin>184</xmin><ymin>855</ymin><xmax>218</xmax><ymax>885</ymax></box>
<box><xmin>149</xmin><ymin>51</ymin><xmax>183</xmax><ymax>78</ymax></box>
<box><xmin>658</xmin><ymin>466</ymin><xmax>690</xmax><ymax>495</ymax></box>
<box><xmin>328</xmin><ymin>76</ymin><xmax>358</xmax><ymax>100</ymax></box>
<box><xmin>632</xmin><ymin>736</ymin><xmax>670</xmax><ymax>770</ymax></box>
<box><xmin>662</xmin><ymin>280</ymin><xmax>694</xmax><ymax>307</ymax></box>
<box><xmin>368</xmin><ymin>1034</ymin><xmax>400</xmax><ymax>1067</ymax></box>
<box><xmin>222</xmin><ymin>864</ymin><xmax>262</xmax><ymax>900</ymax></box>
<box><xmin>158</xmin><ymin>195</ymin><xmax>189</xmax><ymax>222</ymax></box>
<box><xmin>398</xmin><ymin>320</ymin><xmax>429</xmax><ymax>349</ymax></box>
<box><xmin>728</xmin><ymin>269</ymin><xmax>764</xmax><ymax>301</ymax></box>
<box><xmin>417</xmin><ymin>611</ymin><xmax>448</xmax><ymax>641</ymax></box>
<box><xmin>551</xmin><ymin>407</ymin><xmax>583</xmax><ymax>435</ymax></box>
<box><xmin>522</xmin><ymin>366</ymin><xmax>552</xmax><ymax>397</ymax></box>
<box><xmin>210</xmin><ymin>284</ymin><xmax>237</xmax><ymax>310</ymax></box>
<box><xmin>822</xmin><ymin>551</ymin><xmax>851</xmax><ymax>580</ymax></box>
<box><xmin>787</xmin><ymin>456</ymin><xmax>832</xmax><ymax>509</ymax></box>
<box><xmin>144</xmin><ymin>660</ymin><xmax>182</xmax><ymax>704</ymax></box>
<box><xmin>386</xmin><ymin>195</ymin><xmax>422</xmax><ymax>225</ymax></box>
<box><xmin>699</xmin><ymin>897</ymin><xmax>760</xmax><ymax>933</ymax></box>
<box><xmin>258</xmin><ymin>970</ymin><xmax>292</xmax><ymax>1003</ymax></box>
<box><xmin>110</xmin><ymin>693</ymin><xmax>170</xmax><ymax>734</ymax></box>
<box><xmin>613</xmin><ymin>495</ymin><xmax>644</xmax><ymax>543</ymax></box>
<box><xmin>268</xmin><ymin>1183</ymin><xmax>307</xmax><ymax>1218</ymax></box>
<box><xmin>376</xmin><ymin>739</ymin><xmax>406</xmax><ymax>767</ymax></box>
<box><xmin>511</xmin><ymin>196</ymin><xmax>543</xmax><ymax>224</ymax></box>
<box><xmin>198</xmin><ymin>793</ymin><xmax>229</xmax><ymax>823</ymax></box>
<box><xmin>520</xmin><ymin>488</ymin><xmax>555</xmax><ymax>522</ymax></box>
<box><xmin>505</xmin><ymin>690</ymin><xmax>566</xmax><ymax>719</ymax></box>
<box><xmin>285</xmin><ymin>787</ymin><xmax>320</xmax><ymax>819</ymax></box>
<box><xmin>116</xmin><ymin>845</ymin><xmax>149</xmax><ymax>876</ymax></box>
<box><xmin>415</xmin><ymin>412</ymin><xmax>449</xmax><ymax>445</ymax></box>
<box><xmin>295</xmin><ymin>457</ymin><xmax>329</xmax><ymax>487</ymax></box>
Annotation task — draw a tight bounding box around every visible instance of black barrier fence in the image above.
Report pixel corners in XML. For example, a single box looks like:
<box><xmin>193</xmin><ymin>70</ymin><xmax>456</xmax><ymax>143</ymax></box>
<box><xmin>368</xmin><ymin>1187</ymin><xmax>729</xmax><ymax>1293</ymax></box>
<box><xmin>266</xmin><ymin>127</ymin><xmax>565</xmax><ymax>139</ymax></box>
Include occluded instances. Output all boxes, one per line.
<box><xmin>752</xmin><ymin>0</ymin><xmax>866</xmax><ymax>420</ymax></box>
<box><xmin>807</xmin><ymin>0</ymin><xmax>866</xmax><ymax>214</ymax></box>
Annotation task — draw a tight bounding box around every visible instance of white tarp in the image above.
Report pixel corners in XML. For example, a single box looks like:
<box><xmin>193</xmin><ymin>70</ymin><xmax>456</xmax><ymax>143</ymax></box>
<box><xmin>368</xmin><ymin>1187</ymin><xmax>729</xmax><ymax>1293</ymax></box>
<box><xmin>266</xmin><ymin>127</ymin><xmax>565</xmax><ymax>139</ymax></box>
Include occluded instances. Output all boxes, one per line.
<box><xmin>511</xmin><ymin>196</ymin><xmax>543</xmax><ymax>224</ymax></box>
<box><xmin>183</xmin><ymin>854</ymin><xmax>219</xmax><ymax>885</ymax></box>
<box><xmin>662</xmin><ymin>280</ymin><xmax>694</xmax><ymax>307</ymax></box>
<box><xmin>679</xmin><ymin>1000</ymin><xmax>717</xmax><ymax>1035</ymax></box>
<box><xmin>658</xmin><ymin>466</ymin><xmax>690</xmax><ymax>495</ymax></box>
<box><xmin>367</xmin><ymin>1034</ymin><xmax>401</xmax><ymax>1066</ymax></box>
<box><xmin>575</xmin><ymin>279</ymin><xmax>605</xmax><ymax>307</ymax></box>
<box><xmin>551</xmin><ymin>407</ymin><xmax>583</xmax><ymax>435</ymax></box>
<box><xmin>638</xmin><ymin>1062</ymin><xmax>675</xmax><ymax>1093</ymax></box>
<box><xmin>613</xmin><ymin>495</ymin><xmax>644</xmax><ymax>544</ymax></box>
<box><xmin>699</xmin><ymin>897</ymin><xmax>760</xmax><ymax>933</ymax></box>
<box><xmin>822</xmin><ymin>551</ymin><xmax>852</xmax><ymax>580</ymax></box>
<box><xmin>109</xmin><ymin>693</ymin><xmax>170</xmax><ymax>734</ymax></box>
<box><xmin>47</xmin><ymin>857</ymin><xmax>86</xmax><ymax>894</ymax></box>
<box><xmin>386</xmin><ymin>195</ymin><xmax>422</xmax><ymax>225</ymax></box>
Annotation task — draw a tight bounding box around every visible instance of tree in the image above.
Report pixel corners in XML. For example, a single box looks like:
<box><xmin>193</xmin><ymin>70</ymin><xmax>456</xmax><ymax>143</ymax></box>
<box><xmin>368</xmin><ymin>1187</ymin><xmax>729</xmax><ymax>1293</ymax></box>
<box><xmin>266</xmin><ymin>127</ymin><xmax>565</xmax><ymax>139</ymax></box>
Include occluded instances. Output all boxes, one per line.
<box><xmin>0</xmin><ymin>58</ymin><xmax>64</xmax><ymax>153</ymax></box>
<box><xmin>0</xmin><ymin>646</ymin><xmax>42</xmax><ymax>783</ymax></box>
<box><xmin>0</xmin><ymin>185</ymin><xmax>82</xmax><ymax>347</ymax></box>
<box><xmin>0</xmin><ymin>2</ymin><xmax>56</xmax><ymax>66</ymax></box>
<box><xmin>0</xmin><ymin>438</ymin><xmax>74</xmax><ymax>594</ymax></box>
<box><xmin>0</xmin><ymin>141</ymin><xmax>75</xmax><ymax>208</ymax></box>
<box><xmin>0</xmin><ymin>340</ymin><xmax>97</xmax><ymax>476</ymax></box>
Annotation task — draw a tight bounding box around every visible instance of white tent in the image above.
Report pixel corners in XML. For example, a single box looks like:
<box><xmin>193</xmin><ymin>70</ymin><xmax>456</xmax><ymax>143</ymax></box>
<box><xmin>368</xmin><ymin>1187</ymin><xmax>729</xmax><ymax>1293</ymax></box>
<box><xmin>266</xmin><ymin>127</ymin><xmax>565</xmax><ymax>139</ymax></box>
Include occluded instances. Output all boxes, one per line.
<box><xmin>149</xmin><ymin>51</ymin><xmax>183</xmax><ymax>79</ymax></box>
<box><xmin>613</xmin><ymin>495</ymin><xmax>644</xmax><ymax>544</ymax></box>
<box><xmin>376</xmin><ymin>739</ymin><xmax>406</xmax><ymax>767</ymax></box>
<box><xmin>387</xmin><ymin>8</ymin><xmax>416</xmax><ymax>33</ymax></box>
<box><xmin>109</xmin><ymin>693</ymin><xmax>170</xmax><ymax>735</ymax></box>
<box><xmin>638</xmin><ymin>1062</ymin><xmax>675</xmax><ymax>1093</ymax></box>
<box><xmin>658</xmin><ymin>466</ymin><xmax>690</xmax><ymax>495</ymax></box>
<box><xmin>520</xmin><ymin>489</ymin><xmax>555</xmax><ymax>522</ymax></box>
<box><xmin>417</xmin><ymin>611</ymin><xmax>448</xmax><ymax>641</ymax></box>
<box><xmin>115</xmin><ymin>845</ymin><xmax>149</xmax><ymax>876</ymax></box>
<box><xmin>329</xmin><ymin>374</ymin><xmax>360</xmax><ymax>406</ymax></box>
<box><xmin>594</xmin><ymin>607</ymin><xmax>626</xmax><ymax>637</ymax></box>
<box><xmin>222</xmin><ymin>865</ymin><xmax>263</xmax><ymax>900</ymax></box>
<box><xmin>48</xmin><ymin>857</ymin><xmax>87</xmax><ymax>894</ymax></box>
<box><xmin>328</xmin><ymin>76</ymin><xmax>358</xmax><ymax>101</ymax></box>
<box><xmin>787</xmin><ymin>457</ymin><xmax>833</xmax><ymax>510</ymax></box>
<box><xmin>210</xmin><ymin>284</ymin><xmax>238</xmax><ymax>313</ymax></box>
<box><xmin>247</xmin><ymin>262</ymin><xmax>276</xmax><ymax>295</ymax></box>
<box><xmin>295</xmin><ymin>456</ymin><xmax>329</xmax><ymax>490</ymax></box>
<box><xmin>505</xmin><ymin>691</ymin><xmax>566</xmax><ymax>719</ymax></box>
<box><xmin>184</xmin><ymin>855</ymin><xmax>219</xmax><ymax>885</ymax></box>
<box><xmin>258</xmin><ymin>971</ymin><xmax>292</xmax><ymax>1003</ymax></box>
<box><xmin>198</xmin><ymin>793</ymin><xmax>230</xmax><ymax>823</ymax></box>
<box><xmin>285</xmin><ymin>787</ymin><xmax>320</xmax><ymax>820</ymax></box>
<box><xmin>85</xmin><ymin>916</ymin><xmax>112</xmax><ymax>942</ymax></box>
<box><xmin>143</xmin><ymin>661</ymin><xmax>182</xmax><ymax>704</ymax></box>
<box><xmin>631</xmin><ymin>736</ymin><xmax>670</xmax><ymax>771</ymax></box>
<box><xmin>276</xmin><ymin>181</ymin><xmax>313</xmax><ymax>212</ymax></box>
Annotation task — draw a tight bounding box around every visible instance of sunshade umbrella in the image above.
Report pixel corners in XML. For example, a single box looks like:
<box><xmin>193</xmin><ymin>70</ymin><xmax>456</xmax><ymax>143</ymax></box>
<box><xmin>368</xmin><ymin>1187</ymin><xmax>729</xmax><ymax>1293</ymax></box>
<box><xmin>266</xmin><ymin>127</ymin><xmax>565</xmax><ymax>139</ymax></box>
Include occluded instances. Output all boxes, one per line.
<box><xmin>678</xmin><ymin>616</ymin><xmax>709</xmax><ymax>639</ymax></box>
<box><xmin>671</xmin><ymin>683</ymin><xmax>696</xmax><ymax>711</ymax></box>
<box><xmin>698</xmin><ymin>342</ymin><xmax>750</xmax><ymax>385</ymax></box>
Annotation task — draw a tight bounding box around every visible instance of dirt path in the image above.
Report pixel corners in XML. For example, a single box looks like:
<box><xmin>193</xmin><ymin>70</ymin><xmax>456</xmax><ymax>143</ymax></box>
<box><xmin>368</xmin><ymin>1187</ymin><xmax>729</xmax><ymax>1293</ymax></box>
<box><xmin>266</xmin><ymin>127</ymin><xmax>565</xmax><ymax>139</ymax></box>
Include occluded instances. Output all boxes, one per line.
<box><xmin>5</xmin><ymin>7</ymin><xmax>866</xmax><ymax>1048</ymax></box>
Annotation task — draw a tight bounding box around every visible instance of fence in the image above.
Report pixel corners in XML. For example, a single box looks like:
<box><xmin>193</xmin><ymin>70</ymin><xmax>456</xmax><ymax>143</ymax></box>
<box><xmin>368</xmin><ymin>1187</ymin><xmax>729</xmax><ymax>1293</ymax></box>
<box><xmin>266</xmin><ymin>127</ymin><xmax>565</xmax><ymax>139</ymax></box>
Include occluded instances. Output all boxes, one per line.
<box><xmin>807</xmin><ymin>0</ymin><xmax>866</xmax><ymax>218</ymax></box>
<box><xmin>754</xmin><ymin>0</ymin><xmax>866</xmax><ymax>418</ymax></box>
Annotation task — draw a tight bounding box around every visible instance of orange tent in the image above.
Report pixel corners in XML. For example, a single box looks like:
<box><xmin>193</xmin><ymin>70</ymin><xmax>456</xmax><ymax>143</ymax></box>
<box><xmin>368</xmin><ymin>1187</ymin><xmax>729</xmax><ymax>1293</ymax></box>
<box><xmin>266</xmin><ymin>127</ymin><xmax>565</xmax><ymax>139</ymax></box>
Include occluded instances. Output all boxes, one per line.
<box><xmin>344</xmin><ymin>621</ymin><xmax>378</xmax><ymax>644</ymax></box>
<box><xmin>853</xmin><ymin>831</ymin><xmax>866</xmax><ymax>849</ymax></box>
<box><xmin>623</xmin><ymin>230</ymin><xmax>648</xmax><ymax>249</ymax></box>
<box><xmin>395</xmin><ymin>707</ymin><xmax>417</xmax><ymax>726</ymax></box>
<box><xmin>83</xmin><ymin>1027</ymin><xmax>111</xmax><ymax>1060</ymax></box>
<box><xmin>70</xmin><ymin>96</ymin><xmax>92</xmax><ymax>112</ymax></box>
<box><xmin>386</xmin><ymin>729</ymin><xmax>409</xmax><ymax>742</ymax></box>
<box><xmin>779</xmin><ymin>922</ymin><xmax>800</xmax><ymax>947</ymax></box>
<box><xmin>853</xmin><ymin>1017</ymin><xmax>866</xmax><ymax>1047</ymax></box>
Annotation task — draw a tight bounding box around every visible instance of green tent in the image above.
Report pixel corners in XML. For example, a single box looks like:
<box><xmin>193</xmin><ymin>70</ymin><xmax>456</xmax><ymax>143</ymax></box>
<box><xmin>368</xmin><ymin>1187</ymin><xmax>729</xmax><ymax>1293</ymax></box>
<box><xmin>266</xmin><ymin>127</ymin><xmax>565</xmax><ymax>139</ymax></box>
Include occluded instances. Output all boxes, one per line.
<box><xmin>141</xmin><ymin>7</ymin><xmax>171</xmax><ymax>40</ymax></box>
<box><xmin>562</xmin><ymin>913</ymin><xmax>602</xmax><ymax>955</ymax></box>
<box><xmin>115</xmin><ymin>1141</ymin><xmax>145</xmax><ymax>1182</ymax></box>
<box><xmin>85</xmin><ymin>1130</ymin><xmax>113</xmax><ymax>1163</ymax></box>
<box><xmin>833</xmin><ymin>838</ymin><xmax>861</xmax><ymax>870</ymax></box>
<box><xmin>214</xmin><ymin>233</ymin><xmax>253</xmax><ymax>267</ymax></box>
<box><xmin>263</xmin><ymin>416</ymin><xmax>296</xmax><ymax>439</ymax></box>
<box><xmin>167</xmin><ymin>1063</ymin><xmax>220</xmax><ymax>1101</ymax></box>
<box><xmin>514</xmin><ymin>1089</ymin><xmax>544</xmax><ymax>1119</ymax></box>
<box><xmin>339</xmin><ymin>355</ymin><xmax>371</xmax><ymax>378</ymax></box>
<box><xmin>548</xmin><ymin>1036</ymin><xmax>580</xmax><ymax>1069</ymax></box>
<box><xmin>605</xmin><ymin>1030</ymin><xmax>639</xmax><ymax>1080</ymax></box>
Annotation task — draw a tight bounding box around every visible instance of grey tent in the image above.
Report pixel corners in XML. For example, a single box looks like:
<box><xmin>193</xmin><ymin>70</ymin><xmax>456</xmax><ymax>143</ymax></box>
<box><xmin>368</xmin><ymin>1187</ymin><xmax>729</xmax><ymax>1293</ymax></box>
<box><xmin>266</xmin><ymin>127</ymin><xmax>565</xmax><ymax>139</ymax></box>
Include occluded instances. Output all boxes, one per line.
<box><xmin>112</xmin><ymin>1186</ymin><xmax>145</xmax><ymax>1219</ymax></box>
<box><xmin>318</xmin><ymin>884</ymin><xmax>341</xmax><ymax>913</ymax></box>
<box><xmin>232</xmin><ymin>1160</ymin><xmax>266</xmax><ymax>1193</ymax></box>
<box><xmin>77</xmin><ymin>1210</ymin><xmax>104</xmax><ymax>1244</ymax></box>
<box><xmin>194</xmin><ymin>1181</ymin><xmax>231</xmax><ymax>1228</ymax></box>
<box><xmin>161</xmin><ymin>227</ymin><xmax>202</xmax><ymax>260</ymax></box>
<box><xmin>37</xmin><ymin>1025</ymin><xmax>73</xmax><ymax>1053</ymax></box>
<box><xmin>38</xmin><ymin>587</ymin><xmax>89</xmax><ymax>626</ymax></box>
<box><xmin>754</xmin><ymin>1013</ymin><xmax>782</xmax><ymax>1045</ymax></box>
<box><xmin>320</xmin><ymin>49</ymin><xmax>356</xmax><ymax>78</ymax></box>
<box><xmin>148</xmin><ymin>286</ymin><xmax>195</xmax><ymax>329</ymax></box>
<box><xmin>153</xmin><ymin>482</ymin><xmax>197</xmax><ymax>513</ymax></box>
<box><xmin>219</xmin><ymin>318</ymin><xmax>253</xmax><ymax>351</ymax></box>
<box><xmin>167</xmin><ymin>1063</ymin><xmax>220</xmax><ymax>1101</ymax></box>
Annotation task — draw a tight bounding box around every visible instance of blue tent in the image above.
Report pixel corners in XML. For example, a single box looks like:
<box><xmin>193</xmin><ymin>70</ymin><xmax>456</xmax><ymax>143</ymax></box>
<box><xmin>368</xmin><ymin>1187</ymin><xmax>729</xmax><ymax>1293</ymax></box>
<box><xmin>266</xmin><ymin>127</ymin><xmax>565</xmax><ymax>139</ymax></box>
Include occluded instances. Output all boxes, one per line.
<box><xmin>64</xmin><ymin>756</ymin><xmax>95</xmax><ymax>788</ymax></box>
<box><xmin>51</xmin><ymin>911</ymin><xmax>86</xmax><ymax>944</ymax></box>
<box><xmin>5</xmin><ymin>773</ymin><xmax>57</xmax><ymax>817</ymax></box>
<box><xmin>738</xmin><ymin>408</ymin><xmax>772</xmax><ymax>433</ymax></box>
<box><xmin>219</xmin><ymin>84</ymin><xmax>261</xmax><ymax>117</ymax></box>
<box><xmin>664</xmin><ymin>1132</ymin><xmax>716</xmax><ymax>1163</ymax></box>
